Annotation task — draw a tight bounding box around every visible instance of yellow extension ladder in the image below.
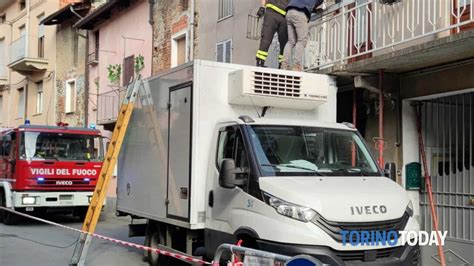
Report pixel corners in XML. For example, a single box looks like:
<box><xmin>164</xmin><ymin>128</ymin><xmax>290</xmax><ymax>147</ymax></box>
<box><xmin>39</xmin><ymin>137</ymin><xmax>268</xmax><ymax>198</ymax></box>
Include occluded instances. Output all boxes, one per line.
<box><xmin>70</xmin><ymin>77</ymin><xmax>144</xmax><ymax>266</ymax></box>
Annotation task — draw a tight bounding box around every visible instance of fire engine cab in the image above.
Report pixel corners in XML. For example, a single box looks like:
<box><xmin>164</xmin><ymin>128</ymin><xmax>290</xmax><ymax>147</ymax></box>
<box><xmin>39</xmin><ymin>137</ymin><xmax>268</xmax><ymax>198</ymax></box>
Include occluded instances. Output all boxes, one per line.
<box><xmin>0</xmin><ymin>124</ymin><xmax>104</xmax><ymax>224</ymax></box>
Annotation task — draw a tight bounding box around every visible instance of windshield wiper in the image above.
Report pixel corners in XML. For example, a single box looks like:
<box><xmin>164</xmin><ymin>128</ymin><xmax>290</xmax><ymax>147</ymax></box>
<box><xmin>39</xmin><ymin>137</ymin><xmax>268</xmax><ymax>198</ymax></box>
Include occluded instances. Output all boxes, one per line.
<box><xmin>261</xmin><ymin>164</ymin><xmax>323</xmax><ymax>176</ymax></box>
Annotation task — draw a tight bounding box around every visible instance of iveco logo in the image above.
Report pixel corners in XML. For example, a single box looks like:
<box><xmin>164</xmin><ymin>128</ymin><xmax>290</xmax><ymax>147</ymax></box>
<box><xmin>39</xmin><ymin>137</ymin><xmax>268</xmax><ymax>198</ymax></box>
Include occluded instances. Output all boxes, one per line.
<box><xmin>56</xmin><ymin>181</ymin><xmax>73</xmax><ymax>186</ymax></box>
<box><xmin>350</xmin><ymin>205</ymin><xmax>387</xmax><ymax>215</ymax></box>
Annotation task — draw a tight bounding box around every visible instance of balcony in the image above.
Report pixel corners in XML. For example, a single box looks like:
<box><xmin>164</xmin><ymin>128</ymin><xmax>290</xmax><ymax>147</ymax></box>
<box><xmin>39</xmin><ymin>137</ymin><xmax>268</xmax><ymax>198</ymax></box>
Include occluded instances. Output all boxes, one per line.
<box><xmin>8</xmin><ymin>36</ymin><xmax>48</xmax><ymax>75</ymax></box>
<box><xmin>97</xmin><ymin>88</ymin><xmax>125</xmax><ymax>124</ymax></box>
<box><xmin>305</xmin><ymin>0</ymin><xmax>474</xmax><ymax>75</ymax></box>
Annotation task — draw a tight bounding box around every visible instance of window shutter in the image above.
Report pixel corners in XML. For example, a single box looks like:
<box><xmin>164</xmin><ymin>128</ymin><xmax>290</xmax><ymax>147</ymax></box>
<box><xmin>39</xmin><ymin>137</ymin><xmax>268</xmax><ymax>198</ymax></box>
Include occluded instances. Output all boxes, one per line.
<box><xmin>225</xmin><ymin>40</ymin><xmax>231</xmax><ymax>63</ymax></box>
<box><xmin>123</xmin><ymin>55</ymin><xmax>135</xmax><ymax>85</ymax></box>
<box><xmin>216</xmin><ymin>43</ymin><xmax>224</xmax><ymax>62</ymax></box>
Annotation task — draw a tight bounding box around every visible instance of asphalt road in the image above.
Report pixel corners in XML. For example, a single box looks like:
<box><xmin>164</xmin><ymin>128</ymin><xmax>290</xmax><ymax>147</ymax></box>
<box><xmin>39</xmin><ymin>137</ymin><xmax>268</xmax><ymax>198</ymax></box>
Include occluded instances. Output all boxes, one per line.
<box><xmin>0</xmin><ymin>212</ymin><xmax>148</xmax><ymax>266</ymax></box>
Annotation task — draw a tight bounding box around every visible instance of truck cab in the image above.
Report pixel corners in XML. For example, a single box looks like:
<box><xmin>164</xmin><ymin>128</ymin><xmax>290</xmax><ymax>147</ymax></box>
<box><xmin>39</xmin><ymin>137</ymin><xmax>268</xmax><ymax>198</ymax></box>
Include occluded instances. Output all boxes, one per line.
<box><xmin>205</xmin><ymin>118</ymin><xmax>419</xmax><ymax>265</ymax></box>
<box><xmin>0</xmin><ymin>125</ymin><xmax>104</xmax><ymax>224</ymax></box>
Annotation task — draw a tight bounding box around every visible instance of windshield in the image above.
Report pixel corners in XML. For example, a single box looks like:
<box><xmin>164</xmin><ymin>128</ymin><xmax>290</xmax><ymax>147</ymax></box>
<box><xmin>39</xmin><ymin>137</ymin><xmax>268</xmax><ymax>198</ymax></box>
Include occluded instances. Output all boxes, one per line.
<box><xmin>20</xmin><ymin>132</ymin><xmax>104</xmax><ymax>161</ymax></box>
<box><xmin>249</xmin><ymin>125</ymin><xmax>380</xmax><ymax>176</ymax></box>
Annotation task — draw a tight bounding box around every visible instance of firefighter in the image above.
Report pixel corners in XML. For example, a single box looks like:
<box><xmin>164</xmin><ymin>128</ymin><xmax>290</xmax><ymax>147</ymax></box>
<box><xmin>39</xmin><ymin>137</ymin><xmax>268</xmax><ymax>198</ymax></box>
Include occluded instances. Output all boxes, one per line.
<box><xmin>256</xmin><ymin>0</ymin><xmax>290</xmax><ymax>68</ymax></box>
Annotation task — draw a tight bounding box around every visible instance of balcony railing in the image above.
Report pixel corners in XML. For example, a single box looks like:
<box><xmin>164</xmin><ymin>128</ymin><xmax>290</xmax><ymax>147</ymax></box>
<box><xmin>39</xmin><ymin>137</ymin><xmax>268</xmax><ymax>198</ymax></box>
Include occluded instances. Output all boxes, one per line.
<box><xmin>0</xmin><ymin>65</ymin><xmax>7</xmax><ymax>77</ymax></box>
<box><xmin>305</xmin><ymin>0</ymin><xmax>474</xmax><ymax>70</ymax></box>
<box><xmin>10</xmin><ymin>36</ymin><xmax>26</xmax><ymax>63</ymax></box>
<box><xmin>97</xmin><ymin>88</ymin><xmax>125</xmax><ymax>124</ymax></box>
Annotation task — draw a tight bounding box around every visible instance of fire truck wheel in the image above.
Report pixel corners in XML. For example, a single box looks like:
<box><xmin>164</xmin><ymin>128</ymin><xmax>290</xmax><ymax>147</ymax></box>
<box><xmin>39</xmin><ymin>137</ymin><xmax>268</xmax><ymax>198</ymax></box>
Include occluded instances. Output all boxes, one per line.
<box><xmin>0</xmin><ymin>190</ymin><xmax>20</xmax><ymax>225</ymax></box>
<box><xmin>147</xmin><ymin>223</ymin><xmax>170</xmax><ymax>266</ymax></box>
<box><xmin>74</xmin><ymin>207</ymin><xmax>88</xmax><ymax>221</ymax></box>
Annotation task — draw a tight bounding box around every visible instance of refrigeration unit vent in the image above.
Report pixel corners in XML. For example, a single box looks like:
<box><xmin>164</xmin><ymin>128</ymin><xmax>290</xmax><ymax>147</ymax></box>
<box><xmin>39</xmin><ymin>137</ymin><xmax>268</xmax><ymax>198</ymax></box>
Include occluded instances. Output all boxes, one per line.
<box><xmin>252</xmin><ymin>71</ymin><xmax>302</xmax><ymax>98</ymax></box>
<box><xmin>228</xmin><ymin>68</ymin><xmax>328</xmax><ymax>110</ymax></box>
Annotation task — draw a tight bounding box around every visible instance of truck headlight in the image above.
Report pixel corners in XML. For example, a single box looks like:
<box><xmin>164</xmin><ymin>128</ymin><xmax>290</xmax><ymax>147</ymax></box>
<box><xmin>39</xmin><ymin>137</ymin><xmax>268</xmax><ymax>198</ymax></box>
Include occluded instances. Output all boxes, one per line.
<box><xmin>406</xmin><ymin>200</ymin><xmax>414</xmax><ymax>217</ymax></box>
<box><xmin>22</xmin><ymin>196</ymin><xmax>36</xmax><ymax>205</ymax></box>
<box><xmin>264</xmin><ymin>193</ymin><xmax>317</xmax><ymax>222</ymax></box>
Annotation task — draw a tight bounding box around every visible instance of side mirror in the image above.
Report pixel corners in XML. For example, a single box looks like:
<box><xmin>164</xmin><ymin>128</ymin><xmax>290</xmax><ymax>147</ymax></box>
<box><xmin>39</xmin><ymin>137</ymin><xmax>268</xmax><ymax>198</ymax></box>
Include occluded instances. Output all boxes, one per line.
<box><xmin>219</xmin><ymin>159</ymin><xmax>247</xmax><ymax>189</ymax></box>
<box><xmin>384</xmin><ymin>162</ymin><xmax>397</xmax><ymax>181</ymax></box>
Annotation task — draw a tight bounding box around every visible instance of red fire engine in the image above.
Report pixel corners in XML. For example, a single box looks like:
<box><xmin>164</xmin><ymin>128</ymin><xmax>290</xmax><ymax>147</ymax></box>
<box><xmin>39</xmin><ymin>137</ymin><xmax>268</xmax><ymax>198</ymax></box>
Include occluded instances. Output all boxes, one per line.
<box><xmin>0</xmin><ymin>124</ymin><xmax>104</xmax><ymax>224</ymax></box>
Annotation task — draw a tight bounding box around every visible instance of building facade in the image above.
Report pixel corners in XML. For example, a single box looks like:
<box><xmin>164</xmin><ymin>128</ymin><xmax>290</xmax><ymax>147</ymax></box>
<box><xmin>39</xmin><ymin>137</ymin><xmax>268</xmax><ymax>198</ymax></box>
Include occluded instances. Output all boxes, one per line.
<box><xmin>306</xmin><ymin>0</ymin><xmax>474</xmax><ymax>264</ymax></box>
<box><xmin>0</xmin><ymin>0</ymin><xmax>59</xmax><ymax>128</ymax></box>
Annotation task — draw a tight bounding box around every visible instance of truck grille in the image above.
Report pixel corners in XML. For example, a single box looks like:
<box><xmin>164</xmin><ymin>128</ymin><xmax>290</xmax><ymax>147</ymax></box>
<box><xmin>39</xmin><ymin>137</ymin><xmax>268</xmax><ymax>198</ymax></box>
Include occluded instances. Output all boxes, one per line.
<box><xmin>314</xmin><ymin>212</ymin><xmax>410</xmax><ymax>243</ymax></box>
<box><xmin>333</xmin><ymin>246</ymin><xmax>401</xmax><ymax>261</ymax></box>
<box><xmin>29</xmin><ymin>178</ymin><xmax>95</xmax><ymax>189</ymax></box>
<box><xmin>252</xmin><ymin>71</ymin><xmax>301</xmax><ymax>98</ymax></box>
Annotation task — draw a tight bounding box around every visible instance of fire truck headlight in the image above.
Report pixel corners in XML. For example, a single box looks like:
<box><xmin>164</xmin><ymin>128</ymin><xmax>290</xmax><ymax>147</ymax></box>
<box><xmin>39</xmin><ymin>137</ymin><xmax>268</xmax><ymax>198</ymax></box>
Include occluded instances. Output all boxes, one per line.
<box><xmin>88</xmin><ymin>196</ymin><xmax>92</xmax><ymax>203</ymax></box>
<box><xmin>22</xmin><ymin>196</ymin><xmax>36</xmax><ymax>205</ymax></box>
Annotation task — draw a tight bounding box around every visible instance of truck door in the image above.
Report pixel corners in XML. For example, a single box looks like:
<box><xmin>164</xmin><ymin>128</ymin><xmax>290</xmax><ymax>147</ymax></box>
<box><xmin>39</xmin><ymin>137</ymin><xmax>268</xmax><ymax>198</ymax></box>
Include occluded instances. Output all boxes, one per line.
<box><xmin>206</xmin><ymin>125</ymin><xmax>251</xmax><ymax>244</ymax></box>
<box><xmin>0</xmin><ymin>133</ymin><xmax>16</xmax><ymax>181</ymax></box>
<box><xmin>166</xmin><ymin>83</ymin><xmax>192</xmax><ymax>220</ymax></box>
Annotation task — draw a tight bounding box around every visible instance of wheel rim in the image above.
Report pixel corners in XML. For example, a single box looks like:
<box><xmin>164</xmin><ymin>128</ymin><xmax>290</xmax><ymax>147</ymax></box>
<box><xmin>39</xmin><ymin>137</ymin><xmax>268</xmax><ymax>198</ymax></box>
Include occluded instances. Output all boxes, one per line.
<box><xmin>149</xmin><ymin>231</ymin><xmax>160</xmax><ymax>264</ymax></box>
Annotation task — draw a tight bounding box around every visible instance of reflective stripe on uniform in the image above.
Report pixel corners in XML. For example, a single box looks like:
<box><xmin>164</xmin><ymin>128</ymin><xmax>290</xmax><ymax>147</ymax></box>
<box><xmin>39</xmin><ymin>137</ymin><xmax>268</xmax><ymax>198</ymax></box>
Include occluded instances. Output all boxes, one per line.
<box><xmin>266</xmin><ymin>3</ymin><xmax>286</xmax><ymax>16</ymax></box>
<box><xmin>278</xmin><ymin>54</ymin><xmax>284</xmax><ymax>62</ymax></box>
<box><xmin>257</xmin><ymin>50</ymin><xmax>269</xmax><ymax>56</ymax></box>
<box><xmin>256</xmin><ymin>53</ymin><xmax>267</xmax><ymax>60</ymax></box>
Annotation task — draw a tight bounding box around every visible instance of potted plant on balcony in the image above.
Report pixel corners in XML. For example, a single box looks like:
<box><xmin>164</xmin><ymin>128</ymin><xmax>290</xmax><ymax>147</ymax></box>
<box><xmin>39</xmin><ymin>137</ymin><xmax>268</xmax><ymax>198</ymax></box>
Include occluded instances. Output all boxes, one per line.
<box><xmin>134</xmin><ymin>54</ymin><xmax>145</xmax><ymax>75</ymax></box>
<box><xmin>107</xmin><ymin>64</ymin><xmax>122</xmax><ymax>85</ymax></box>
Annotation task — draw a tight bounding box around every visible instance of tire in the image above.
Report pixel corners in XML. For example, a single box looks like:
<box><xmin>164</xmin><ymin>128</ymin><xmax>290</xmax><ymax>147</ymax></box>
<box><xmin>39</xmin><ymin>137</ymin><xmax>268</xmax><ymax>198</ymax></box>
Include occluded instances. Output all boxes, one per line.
<box><xmin>0</xmin><ymin>190</ymin><xmax>20</xmax><ymax>225</ymax></box>
<box><xmin>0</xmin><ymin>190</ymin><xmax>5</xmax><ymax>222</ymax></box>
<box><xmin>3</xmin><ymin>210</ymin><xmax>20</xmax><ymax>225</ymax></box>
<box><xmin>74</xmin><ymin>207</ymin><xmax>88</xmax><ymax>221</ymax></box>
<box><xmin>147</xmin><ymin>223</ymin><xmax>170</xmax><ymax>266</ymax></box>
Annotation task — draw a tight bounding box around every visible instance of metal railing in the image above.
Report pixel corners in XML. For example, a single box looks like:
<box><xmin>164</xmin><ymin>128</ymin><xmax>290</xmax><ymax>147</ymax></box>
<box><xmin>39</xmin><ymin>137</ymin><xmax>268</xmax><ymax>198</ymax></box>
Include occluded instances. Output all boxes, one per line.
<box><xmin>10</xmin><ymin>36</ymin><xmax>26</xmax><ymax>63</ymax></box>
<box><xmin>305</xmin><ymin>0</ymin><xmax>474</xmax><ymax>70</ymax></box>
<box><xmin>97</xmin><ymin>88</ymin><xmax>124</xmax><ymax>124</ymax></box>
<box><xmin>0</xmin><ymin>65</ymin><xmax>7</xmax><ymax>77</ymax></box>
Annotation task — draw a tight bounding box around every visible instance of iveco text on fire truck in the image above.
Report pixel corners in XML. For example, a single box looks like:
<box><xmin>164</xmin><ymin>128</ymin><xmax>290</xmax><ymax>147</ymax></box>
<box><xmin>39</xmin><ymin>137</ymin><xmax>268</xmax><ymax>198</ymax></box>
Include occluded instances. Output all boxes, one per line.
<box><xmin>0</xmin><ymin>124</ymin><xmax>104</xmax><ymax>224</ymax></box>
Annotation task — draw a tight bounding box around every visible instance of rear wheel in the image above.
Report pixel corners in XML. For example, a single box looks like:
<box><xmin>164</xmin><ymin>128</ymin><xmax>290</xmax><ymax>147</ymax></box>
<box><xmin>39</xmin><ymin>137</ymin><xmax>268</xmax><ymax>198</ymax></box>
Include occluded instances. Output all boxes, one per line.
<box><xmin>147</xmin><ymin>223</ymin><xmax>170</xmax><ymax>266</ymax></box>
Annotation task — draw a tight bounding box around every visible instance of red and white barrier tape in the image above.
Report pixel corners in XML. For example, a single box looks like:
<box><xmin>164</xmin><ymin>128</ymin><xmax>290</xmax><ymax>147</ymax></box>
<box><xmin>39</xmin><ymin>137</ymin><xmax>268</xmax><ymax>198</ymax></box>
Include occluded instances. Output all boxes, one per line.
<box><xmin>0</xmin><ymin>206</ymin><xmax>212</xmax><ymax>265</ymax></box>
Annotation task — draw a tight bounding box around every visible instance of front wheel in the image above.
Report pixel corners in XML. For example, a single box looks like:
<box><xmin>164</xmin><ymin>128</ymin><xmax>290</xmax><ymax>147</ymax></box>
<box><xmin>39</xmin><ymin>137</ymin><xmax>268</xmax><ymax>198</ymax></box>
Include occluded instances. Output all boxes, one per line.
<box><xmin>0</xmin><ymin>191</ymin><xmax>20</xmax><ymax>225</ymax></box>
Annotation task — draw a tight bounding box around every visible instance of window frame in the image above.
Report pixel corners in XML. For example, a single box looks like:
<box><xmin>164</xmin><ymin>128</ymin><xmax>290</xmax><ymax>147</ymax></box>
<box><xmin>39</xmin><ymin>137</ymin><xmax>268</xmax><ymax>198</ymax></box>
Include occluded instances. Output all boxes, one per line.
<box><xmin>18</xmin><ymin>87</ymin><xmax>25</xmax><ymax>118</ymax></box>
<box><xmin>65</xmin><ymin>79</ymin><xmax>76</xmax><ymax>114</ymax></box>
<box><xmin>35</xmin><ymin>81</ymin><xmax>43</xmax><ymax>114</ymax></box>
<box><xmin>216</xmin><ymin>39</ymin><xmax>232</xmax><ymax>63</ymax></box>
<box><xmin>218</xmin><ymin>0</ymin><xmax>234</xmax><ymax>21</ymax></box>
<box><xmin>171</xmin><ymin>30</ymin><xmax>188</xmax><ymax>67</ymax></box>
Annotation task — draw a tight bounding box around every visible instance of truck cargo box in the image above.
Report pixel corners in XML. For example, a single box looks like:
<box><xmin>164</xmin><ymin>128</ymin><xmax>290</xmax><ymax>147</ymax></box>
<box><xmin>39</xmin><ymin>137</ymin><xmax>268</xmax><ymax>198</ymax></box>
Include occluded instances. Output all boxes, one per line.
<box><xmin>117</xmin><ymin>60</ymin><xmax>337</xmax><ymax>229</ymax></box>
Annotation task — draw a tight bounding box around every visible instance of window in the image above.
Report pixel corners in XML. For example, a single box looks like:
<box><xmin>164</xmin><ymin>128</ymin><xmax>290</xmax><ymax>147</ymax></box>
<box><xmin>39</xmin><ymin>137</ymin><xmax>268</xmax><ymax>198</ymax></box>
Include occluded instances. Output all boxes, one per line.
<box><xmin>1</xmin><ymin>133</ymin><xmax>15</xmax><ymax>157</ymax></box>
<box><xmin>0</xmin><ymin>14</ymin><xmax>6</xmax><ymax>24</ymax></box>
<box><xmin>65</xmin><ymin>80</ymin><xmax>76</xmax><ymax>113</ymax></box>
<box><xmin>123</xmin><ymin>55</ymin><xmax>134</xmax><ymax>85</ymax></box>
<box><xmin>216</xmin><ymin>39</ymin><xmax>232</xmax><ymax>63</ymax></box>
<box><xmin>18</xmin><ymin>88</ymin><xmax>25</xmax><ymax>118</ymax></box>
<box><xmin>458</xmin><ymin>0</ymin><xmax>469</xmax><ymax>8</ymax></box>
<box><xmin>171</xmin><ymin>32</ymin><xmax>187</xmax><ymax>67</ymax></box>
<box><xmin>216</xmin><ymin>126</ymin><xmax>249</xmax><ymax>190</ymax></box>
<box><xmin>20</xmin><ymin>0</ymin><xmax>26</xmax><ymax>10</ymax></box>
<box><xmin>36</xmin><ymin>81</ymin><xmax>43</xmax><ymax>114</ymax></box>
<box><xmin>38</xmin><ymin>14</ymin><xmax>45</xmax><ymax>58</ymax></box>
<box><xmin>218</xmin><ymin>0</ymin><xmax>233</xmax><ymax>20</ymax></box>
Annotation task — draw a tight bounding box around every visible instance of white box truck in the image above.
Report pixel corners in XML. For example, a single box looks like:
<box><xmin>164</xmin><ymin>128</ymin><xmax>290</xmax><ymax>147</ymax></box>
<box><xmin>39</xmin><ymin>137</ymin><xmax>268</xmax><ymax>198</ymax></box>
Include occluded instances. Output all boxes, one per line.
<box><xmin>117</xmin><ymin>60</ymin><xmax>420</xmax><ymax>265</ymax></box>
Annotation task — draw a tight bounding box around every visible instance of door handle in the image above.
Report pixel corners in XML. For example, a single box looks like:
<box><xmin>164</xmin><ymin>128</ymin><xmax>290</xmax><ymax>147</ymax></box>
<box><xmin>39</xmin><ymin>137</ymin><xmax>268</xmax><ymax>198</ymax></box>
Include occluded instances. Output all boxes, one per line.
<box><xmin>208</xmin><ymin>190</ymin><xmax>214</xmax><ymax>207</ymax></box>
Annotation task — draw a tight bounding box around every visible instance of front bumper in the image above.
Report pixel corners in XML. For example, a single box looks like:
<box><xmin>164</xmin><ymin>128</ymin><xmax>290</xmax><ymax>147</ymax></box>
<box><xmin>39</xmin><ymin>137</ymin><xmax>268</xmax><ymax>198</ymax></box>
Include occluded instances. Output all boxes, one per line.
<box><xmin>257</xmin><ymin>239</ymin><xmax>420</xmax><ymax>265</ymax></box>
<box><xmin>12</xmin><ymin>191</ymin><xmax>94</xmax><ymax>208</ymax></box>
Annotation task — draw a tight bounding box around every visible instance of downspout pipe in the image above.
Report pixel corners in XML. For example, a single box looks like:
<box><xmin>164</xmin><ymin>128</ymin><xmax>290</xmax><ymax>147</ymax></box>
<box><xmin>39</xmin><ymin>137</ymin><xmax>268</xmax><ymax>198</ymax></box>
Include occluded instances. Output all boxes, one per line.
<box><xmin>378</xmin><ymin>69</ymin><xmax>385</xmax><ymax>168</ymax></box>
<box><xmin>148</xmin><ymin>0</ymin><xmax>155</xmax><ymax>25</ymax></box>
<box><xmin>189</xmin><ymin>0</ymin><xmax>195</xmax><ymax>60</ymax></box>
